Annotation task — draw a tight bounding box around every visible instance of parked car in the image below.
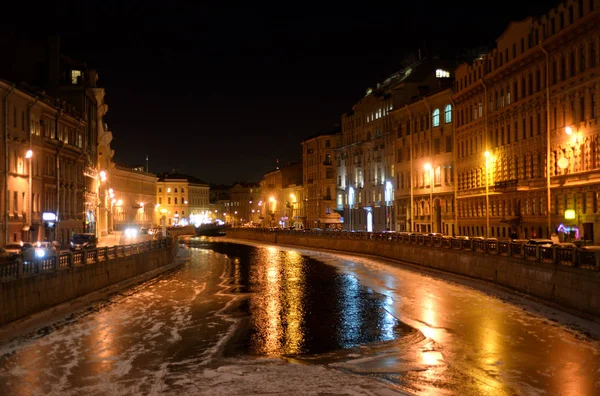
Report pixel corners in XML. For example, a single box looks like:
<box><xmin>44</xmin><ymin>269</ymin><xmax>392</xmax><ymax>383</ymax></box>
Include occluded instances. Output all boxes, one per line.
<box><xmin>70</xmin><ymin>233</ymin><xmax>98</xmax><ymax>251</ymax></box>
<box><xmin>0</xmin><ymin>246</ymin><xmax>17</xmax><ymax>262</ymax></box>
<box><xmin>22</xmin><ymin>242</ymin><xmax>57</xmax><ymax>261</ymax></box>
<box><xmin>4</xmin><ymin>243</ymin><xmax>26</xmax><ymax>257</ymax></box>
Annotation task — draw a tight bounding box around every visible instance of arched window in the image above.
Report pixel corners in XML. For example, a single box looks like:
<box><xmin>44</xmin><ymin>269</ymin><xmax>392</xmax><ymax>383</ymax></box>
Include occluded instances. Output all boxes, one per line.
<box><xmin>432</xmin><ymin>108</ymin><xmax>440</xmax><ymax>127</ymax></box>
<box><xmin>444</xmin><ymin>104</ymin><xmax>452</xmax><ymax>123</ymax></box>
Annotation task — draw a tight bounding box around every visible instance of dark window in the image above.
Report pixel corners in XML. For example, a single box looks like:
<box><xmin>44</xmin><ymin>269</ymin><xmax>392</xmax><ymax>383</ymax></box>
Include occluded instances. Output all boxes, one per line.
<box><xmin>591</xmin><ymin>41</ymin><xmax>596</xmax><ymax>67</ymax></box>
<box><xmin>579</xmin><ymin>0</ymin><xmax>584</xmax><ymax>18</ymax></box>
<box><xmin>446</xmin><ymin>135</ymin><xmax>452</xmax><ymax>152</ymax></box>
<box><xmin>581</xmin><ymin>47</ymin><xmax>586</xmax><ymax>72</ymax></box>
<box><xmin>560</xmin><ymin>12</ymin><xmax>564</xmax><ymax>29</ymax></box>
<box><xmin>552</xmin><ymin>61</ymin><xmax>557</xmax><ymax>85</ymax></box>
<box><xmin>581</xmin><ymin>96</ymin><xmax>586</xmax><ymax>122</ymax></box>
<box><xmin>569</xmin><ymin>6</ymin><xmax>574</xmax><ymax>24</ymax></box>
<box><xmin>592</xmin><ymin>94</ymin><xmax>597</xmax><ymax>118</ymax></box>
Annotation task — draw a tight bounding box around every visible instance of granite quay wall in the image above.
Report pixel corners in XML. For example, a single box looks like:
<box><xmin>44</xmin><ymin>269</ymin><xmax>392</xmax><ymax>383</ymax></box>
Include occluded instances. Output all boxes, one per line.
<box><xmin>225</xmin><ymin>229</ymin><xmax>600</xmax><ymax>318</ymax></box>
<box><xmin>0</xmin><ymin>238</ymin><xmax>177</xmax><ymax>327</ymax></box>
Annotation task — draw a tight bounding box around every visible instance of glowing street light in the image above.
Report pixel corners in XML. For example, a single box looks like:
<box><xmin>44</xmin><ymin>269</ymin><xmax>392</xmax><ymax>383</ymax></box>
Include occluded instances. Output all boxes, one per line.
<box><xmin>25</xmin><ymin>149</ymin><xmax>33</xmax><ymax>159</ymax></box>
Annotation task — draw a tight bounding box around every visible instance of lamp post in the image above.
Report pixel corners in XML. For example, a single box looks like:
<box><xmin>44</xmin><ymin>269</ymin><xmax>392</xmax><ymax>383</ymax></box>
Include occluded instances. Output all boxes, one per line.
<box><xmin>484</xmin><ymin>151</ymin><xmax>491</xmax><ymax>238</ymax></box>
<box><xmin>26</xmin><ymin>149</ymin><xmax>33</xmax><ymax>241</ymax></box>
<box><xmin>348</xmin><ymin>186</ymin><xmax>354</xmax><ymax>232</ymax></box>
<box><xmin>424</xmin><ymin>163</ymin><xmax>433</xmax><ymax>233</ymax></box>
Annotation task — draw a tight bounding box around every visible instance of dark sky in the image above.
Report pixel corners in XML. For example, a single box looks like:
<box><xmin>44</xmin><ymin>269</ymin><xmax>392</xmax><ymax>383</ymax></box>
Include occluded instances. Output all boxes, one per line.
<box><xmin>15</xmin><ymin>1</ymin><xmax>557</xmax><ymax>184</ymax></box>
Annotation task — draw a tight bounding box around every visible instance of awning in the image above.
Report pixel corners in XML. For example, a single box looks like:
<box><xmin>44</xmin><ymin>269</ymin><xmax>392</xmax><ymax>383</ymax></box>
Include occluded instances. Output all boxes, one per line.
<box><xmin>21</xmin><ymin>225</ymin><xmax>30</xmax><ymax>232</ymax></box>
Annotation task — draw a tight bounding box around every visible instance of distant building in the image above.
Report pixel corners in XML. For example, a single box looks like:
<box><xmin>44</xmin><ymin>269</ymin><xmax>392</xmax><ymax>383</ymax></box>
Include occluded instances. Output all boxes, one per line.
<box><xmin>302</xmin><ymin>127</ymin><xmax>342</xmax><ymax>229</ymax></box>
<box><xmin>157</xmin><ymin>172</ymin><xmax>210</xmax><ymax>226</ymax></box>
<box><xmin>109</xmin><ymin>165</ymin><xmax>157</xmax><ymax>230</ymax></box>
<box><xmin>228</xmin><ymin>183</ymin><xmax>261</xmax><ymax>226</ymax></box>
<box><xmin>259</xmin><ymin>162</ymin><xmax>304</xmax><ymax>228</ymax></box>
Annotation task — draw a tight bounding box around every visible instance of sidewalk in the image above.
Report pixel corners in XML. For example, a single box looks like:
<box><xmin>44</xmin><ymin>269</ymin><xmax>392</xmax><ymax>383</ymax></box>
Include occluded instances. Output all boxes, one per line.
<box><xmin>98</xmin><ymin>231</ymin><xmax>122</xmax><ymax>247</ymax></box>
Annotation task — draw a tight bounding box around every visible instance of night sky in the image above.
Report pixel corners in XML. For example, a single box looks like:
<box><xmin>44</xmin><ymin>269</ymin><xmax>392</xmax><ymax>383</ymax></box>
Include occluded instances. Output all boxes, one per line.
<box><xmin>10</xmin><ymin>1</ymin><xmax>557</xmax><ymax>184</ymax></box>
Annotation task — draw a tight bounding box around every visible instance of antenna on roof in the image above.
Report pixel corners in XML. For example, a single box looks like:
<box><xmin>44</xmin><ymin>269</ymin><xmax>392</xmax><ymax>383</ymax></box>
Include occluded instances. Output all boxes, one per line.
<box><xmin>276</xmin><ymin>158</ymin><xmax>280</xmax><ymax>170</ymax></box>
<box><xmin>145</xmin><ymin>154</ymin><xmax>149</xmax><ymax>173</ymax></box>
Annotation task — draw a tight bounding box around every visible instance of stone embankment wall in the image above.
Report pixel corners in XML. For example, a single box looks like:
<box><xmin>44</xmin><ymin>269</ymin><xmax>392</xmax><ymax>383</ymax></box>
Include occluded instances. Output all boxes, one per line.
<box><xmin>227</xmin><ymin>230</ymin><xmax>600</xmax><ymax>318</ymax></box>
<box><xmin>0</xmin><ymin>240</ymin><xmax>177</xmax><ymax>326</ymax></box>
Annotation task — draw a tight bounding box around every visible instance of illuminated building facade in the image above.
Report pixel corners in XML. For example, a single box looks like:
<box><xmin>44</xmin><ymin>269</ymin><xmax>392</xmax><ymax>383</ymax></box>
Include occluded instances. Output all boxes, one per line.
<box><xmin>393</xmin><ymin>87</ymin><xmax>457</xmax><ymax>234</ymax></box>
<box><xmin>109</xmin><ymin>165</ymin><xmax>157</xmax><ymax>230</ymax></box>
<box><xmin>0</xmin><ymin>80</ymin><xmax>91</xmax><ymax>246</ymax></box>
<box><xmin>453</xmin><ymin>0</ymin><xmax>600</xmax><ymax>243</ymax></box>
<box><xmin>301</xmin><ymin>128</ymin><xmax>341</xmax><ymax>229</ymax></box>
<box><xmin>156</xmin><ymin>172</ymin><xmax>210</xmax><ymax>226</ymax></box>
<box><xmin>259</xmin><ymin>162</ymin><xmax>304</xmax><ymax>228</ymax></box>
<box><xmin>228</xmin><ymin>183</ymin><xmax>261</xmax><ymax>226</ymax></box>
<box><xmin>339</xmin><ymin>57</ymin><xmax>455</xmax><ymax>232</ymax></box>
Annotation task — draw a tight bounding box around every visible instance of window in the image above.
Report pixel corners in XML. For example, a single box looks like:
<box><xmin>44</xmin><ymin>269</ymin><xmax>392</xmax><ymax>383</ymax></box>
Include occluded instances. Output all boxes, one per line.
<box><xmin>159</xmin><ymin>197</ymin><xmax>162</xmax><ymax>204</ymax></box>
<box><xmin>174</xmin><ymin>188</ymin><xmax>178</xmax><ymax>193</ymax></box>
<box><xmin>444</xmin><ymin>104</ymin><xmax>452</xmax><ymax>123</ymax></box>
<box><xmin>592</xmin><ymin>94</ymin><xmax>596</xmax><ymax>118</ymax></box>
<box><xmin>432</xmin><ymin>108</ymin><xmax>440</xmax><ymax>127</ymax></box>
<box><xmin>436</xmin><ymin>69</ymin><xmax>450</xmax><ymax>78</ymax></box>
<box><xmin>159</xmin><ymin>188</ymin><xmax>162</xmax><ymax>193</ymax></box>
<box><xmin>167</xmin><ymin>187</ymin><xmax>171</xmax><ymax>193</ymax></box>
<box><xmin>325</xmin><ymin>140</ymin><xmax>330</xmax><ymax>147</ymax></box>
<box><xmin>181</xmin><ymin>188</ymin><xmax>185</xmax><ymax>193</ymax></box>
<box><xmin>168</xmin><ymin>197</ymin><xmax>171</xmax><ymax>204</ymax></box>
<box><xmin>446</xmin><ymin>135</ymin><xmax>452</xmax><ymax>152</ymax></box>
<box><xmin>71</xmin><ymin>70</ymin><xmax>82</xmax><ymax>84</ymax></box>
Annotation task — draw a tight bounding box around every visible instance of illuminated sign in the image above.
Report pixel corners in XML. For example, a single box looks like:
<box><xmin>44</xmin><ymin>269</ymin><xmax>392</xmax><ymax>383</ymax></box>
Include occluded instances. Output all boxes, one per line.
<box><xmin>564</xmin><ymin>209</ymin><xmax>576</xmax><ymax>220</ymax></box>
<box><xmin>42</xmin><ymin>212</ymin><xmax>56</xmax><ymax>221</ymax></box>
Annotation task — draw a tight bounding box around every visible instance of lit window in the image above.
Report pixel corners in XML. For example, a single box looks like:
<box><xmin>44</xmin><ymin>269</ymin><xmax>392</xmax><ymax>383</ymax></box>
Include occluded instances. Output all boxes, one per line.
<box><xmin>444</xmin><ymin>104</ymin><xmax>452</xmax><ymax>123</ymax></box>
<box><xmin>436</xmin><ymin>69</ymin><xmax>450</xmax><ymax>78</ymax></box>
<box><xmin>71</xmin><ymin>70</ymin><xmax>82</xmax><ymax>84</ymax></box>
<box><xmin>432</xmin><ymin>108</ymin><xmax>440</xmax><ymax>127</ymax></box>
<box><xmin>167</xmin><ymin>187</ymin><xmax>171</xmax><ymax>193</ymax></box>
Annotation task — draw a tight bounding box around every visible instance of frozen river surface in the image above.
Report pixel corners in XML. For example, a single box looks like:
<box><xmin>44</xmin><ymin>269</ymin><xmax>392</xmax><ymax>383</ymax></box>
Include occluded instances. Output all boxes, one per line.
<box><xmin>0</xmin><ymin>237</ymin><xmax>599</xmax><ymax>395</ymax></box>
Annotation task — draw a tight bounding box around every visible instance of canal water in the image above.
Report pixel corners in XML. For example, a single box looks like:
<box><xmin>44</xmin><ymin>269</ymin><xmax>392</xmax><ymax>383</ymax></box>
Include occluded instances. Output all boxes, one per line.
<box><xmin>0</xmin><ymin>237</ymin><xmax>599</xmax><ymax>395</ymax></box>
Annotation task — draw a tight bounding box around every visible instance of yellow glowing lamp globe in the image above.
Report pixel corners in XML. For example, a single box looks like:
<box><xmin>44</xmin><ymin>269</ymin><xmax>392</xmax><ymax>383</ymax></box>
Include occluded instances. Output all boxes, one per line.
<box><xmin>557</xmin><ymin>157</ymin><xmax>569</xmax><ymax>170</ymax></box>
<box><xmin>564</xmin><ymin>209</ymin><xmax>576</xmax><ymax>220</ymax></box>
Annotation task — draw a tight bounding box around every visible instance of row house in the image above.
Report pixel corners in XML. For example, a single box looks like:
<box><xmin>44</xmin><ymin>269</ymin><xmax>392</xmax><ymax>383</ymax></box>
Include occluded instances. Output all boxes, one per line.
<box><xmin>259</xmin><ymin>162</ymin><xmax>304</xmax><ymax>228</ymax></box>
<box><xmin>301</xmin><ymin>128</ymin><xmax>341</xmax><ymax>229</ymax></box>
<box><xmin>156</xmin><ymin>172</ymin><xmax>210</xmax><ymax>227</ymax></box>
<box><xmin>1</xmin><ymin>80</ymin><xmax>88</xmax><ymax>246</ymax></box>
<box><xmin>393</xmin><ymin>87</ymin><xmax>456</xmax><ymax>235</ymax></box>
<box><xmin>338</xmin><ymin>57</ymin><xmax>456</xmax><ymax>232</ymax></box>
<box><xmin>453</xmin><ymin>0</ymin><xmax>600</xmax><ymax>243</ymax></box>
<box><xmin>228</xmin><ymin>183</ymin><xmax>261</xmax><ymax>226</ymax></box>
<box><xmin>109</xmin><ymin>165</ymin><xmax>157</xmax><ymax>230</ymax></box>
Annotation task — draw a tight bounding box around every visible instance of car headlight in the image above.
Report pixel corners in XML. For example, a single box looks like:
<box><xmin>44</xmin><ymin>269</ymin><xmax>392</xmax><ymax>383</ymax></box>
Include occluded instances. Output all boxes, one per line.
<box><xmin>35</xmin><ymin>249</ymin><xmax>45</xmax><ymax>258</ymax></box>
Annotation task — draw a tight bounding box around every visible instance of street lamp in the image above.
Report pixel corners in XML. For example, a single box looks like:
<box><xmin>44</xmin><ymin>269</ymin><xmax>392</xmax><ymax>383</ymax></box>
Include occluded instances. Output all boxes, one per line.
<box><xmin>424</xmin><ymin>163</ymin><xmax>433</xmax><ymax>233</ymax></box>
<box><xmin>26</xmin><ymin>149</ymin><xmax>33</xmax><ymax>240</ymax></box>
<box><xmin>348</xmin><ymin>186</ymin><xmax>354</xmax><ymax>232</ymax></box>
<box><xmin>484</xmin><ymin>151</ymin><xmax>492</xmax><ymax>238</ymax></box>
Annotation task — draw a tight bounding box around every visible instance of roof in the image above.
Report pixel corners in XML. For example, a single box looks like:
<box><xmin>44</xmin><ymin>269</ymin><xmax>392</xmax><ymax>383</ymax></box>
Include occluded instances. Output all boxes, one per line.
<box><xmin>157</xmin><ymin>172</ymin><xmax>208</xmax><ymax>186</ymax></box>
<box><xmin>301</xmin><ymin>125</ymin><xmax>341</xmax><ymax>143</ymax></box>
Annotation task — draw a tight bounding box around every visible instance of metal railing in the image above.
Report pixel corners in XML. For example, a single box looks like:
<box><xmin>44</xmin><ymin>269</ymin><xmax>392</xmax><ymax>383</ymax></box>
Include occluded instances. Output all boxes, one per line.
<box><xmin>234</xmin><ymin>228</ymin><xmax>600</xmax><ymax>271</ymax></box>
<box><xmin>0</xmin><ymin>237</ymin><xmax>173</xmax><ymax>283</ymax></box>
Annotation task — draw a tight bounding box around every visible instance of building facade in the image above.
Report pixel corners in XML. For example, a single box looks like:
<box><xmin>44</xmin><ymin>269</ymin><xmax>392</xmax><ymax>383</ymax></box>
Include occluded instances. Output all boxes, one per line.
<box><xmin>1</xmin><ymin>80</ymin><xmax>91</xmax><ymax>247</ymax></box>
<box><xmin>453</xmin><ymin>0</ymin><xmax>600</xmax><ymax>243</ymax></box>
<box><xmin>302</xmin><ymin>129</ymin><xmax>342</xmax><ymax>229</ymax></box>
<box><xmin>156</xmin><ymin>172</ymin><xmax>210</xmax><ymax>227</ymax></box>
<box><xmin>259</xmin><ymin>162</ymin><xmax>304</xmax><ymax>228</ymax></box>
<box><xmin>228</xmin><ymin>183</ymin><xmax>261</xmax><ymax>226</ymax></box>
<box><xmin>393</xmin><ymin>88</ymin><xmax>457</xmax><ymax>234</ymax></box>
<box><xmin>338</xmin><ymin>57</ymin><xmax>455</xmax><ymax>232</ymax></box>
<box><xmin>109</xmin><ymin>165</ymin><xmax>157</xmax><ymax>230</ymax></box>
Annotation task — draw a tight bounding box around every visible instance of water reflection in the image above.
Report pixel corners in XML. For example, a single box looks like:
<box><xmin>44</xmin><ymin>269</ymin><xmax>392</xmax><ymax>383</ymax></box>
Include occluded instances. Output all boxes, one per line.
<box><xmin>207</xmin><ymin>242</ymin><xmax>412</xmax><ymax>357</ymax></box>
